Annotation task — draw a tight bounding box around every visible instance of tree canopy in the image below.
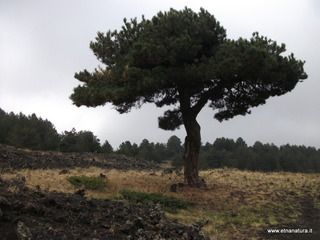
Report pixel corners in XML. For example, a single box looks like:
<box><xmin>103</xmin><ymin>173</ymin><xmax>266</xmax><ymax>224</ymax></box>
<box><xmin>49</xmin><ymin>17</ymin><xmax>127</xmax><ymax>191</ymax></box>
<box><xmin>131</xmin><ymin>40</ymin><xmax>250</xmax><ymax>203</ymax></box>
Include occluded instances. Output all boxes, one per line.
<box><xmin>71</xmin><ymin>7</ymin><xmax>306</xmax><ymax>128</ymax></box>
<box><xmin>0</xmin><ymin>108</ymin><xmax>60</xmax><ymax>151</ymax></box>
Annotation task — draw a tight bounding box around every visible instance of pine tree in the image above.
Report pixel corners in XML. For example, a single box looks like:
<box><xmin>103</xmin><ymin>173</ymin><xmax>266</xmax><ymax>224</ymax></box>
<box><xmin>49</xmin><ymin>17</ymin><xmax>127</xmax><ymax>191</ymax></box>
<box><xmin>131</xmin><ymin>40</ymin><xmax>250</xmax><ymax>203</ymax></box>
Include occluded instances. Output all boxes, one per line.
<box><xmin>70</xmin><ymin>8</ymin><xmax>307</xmax><ymax>186</ymax></box>
<box><xmin>100</xmin><ymin>139</ymin><xmax>113</xmax><ymax>154</ymax></box>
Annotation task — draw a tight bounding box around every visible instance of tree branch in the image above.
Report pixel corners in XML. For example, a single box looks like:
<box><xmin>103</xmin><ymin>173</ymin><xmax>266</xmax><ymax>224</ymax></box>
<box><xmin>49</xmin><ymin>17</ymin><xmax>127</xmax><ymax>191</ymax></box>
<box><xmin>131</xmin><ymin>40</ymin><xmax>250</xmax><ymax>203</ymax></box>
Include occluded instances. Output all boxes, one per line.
<box><xmin>191</xmin><ymin>86</ymin><xmax>223</xmax><ymax>116</ymax></box>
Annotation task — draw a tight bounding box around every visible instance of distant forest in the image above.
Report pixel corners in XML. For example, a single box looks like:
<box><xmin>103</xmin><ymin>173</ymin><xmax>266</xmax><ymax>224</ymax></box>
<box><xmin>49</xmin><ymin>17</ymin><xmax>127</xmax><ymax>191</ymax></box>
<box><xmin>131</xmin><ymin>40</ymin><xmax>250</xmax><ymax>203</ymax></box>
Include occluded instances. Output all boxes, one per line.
<box><xmin>1</xmin><ymin>108</ymin><xmax>319</xmax><ymax>173</ymax></box>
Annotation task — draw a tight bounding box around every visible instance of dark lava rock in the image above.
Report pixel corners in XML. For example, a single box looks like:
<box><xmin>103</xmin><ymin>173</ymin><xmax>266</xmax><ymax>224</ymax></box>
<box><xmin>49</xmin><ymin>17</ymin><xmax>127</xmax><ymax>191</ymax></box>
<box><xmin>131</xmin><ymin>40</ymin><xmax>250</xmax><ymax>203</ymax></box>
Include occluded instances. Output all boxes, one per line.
<box><xmin>59</xmin><ymin>169</ymin><xmax>70</xmax><ymax>175</ymax></box>
<box><xmin>0</xmin><ymin>144</ymin><xmax>161</xmax><ymax>173</ymax></box>
<box><xmin>170</xmin><ymin>183</ymin><xmax>185</xmax><ymax>193</ymax></box>
<box><xmin>0</xmin><ymin>145</ymin><xmax>209</xmax><ymax>239</ymax></box>
<box><xmin>75</xmin><ymin>189</ymin><xmax>86</xmax><ymax>197</ymax></box>
<box><xmin>99</xmin><ymin>173</ymin><xmax>107</xmax><ymax>178</ymax></box>
<box><xmin>170</xmin><ymin>184</ymin><xmax>178</xmax><ymax>192</ymax></box>
<box><xmin>0</xmin><ymin>178</ymin><xmax>209</xmax><ymax>240</ymax></box>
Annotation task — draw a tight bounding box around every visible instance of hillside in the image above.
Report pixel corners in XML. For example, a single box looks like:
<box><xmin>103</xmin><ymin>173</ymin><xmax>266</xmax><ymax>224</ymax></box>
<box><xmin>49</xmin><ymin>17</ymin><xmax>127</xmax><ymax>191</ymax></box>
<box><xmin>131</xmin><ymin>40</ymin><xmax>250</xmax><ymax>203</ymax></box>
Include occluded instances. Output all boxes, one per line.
<box><xmin>1</xmin><ymin>144</ymin><xmax>319</xmax><ymax>239</ymax></box>
<box><xmin>0</xmin><ymin>144</ymin><xmax>208</xmax><ymax>240</ymax></box>
<box><xmin>0</xmin><ymin>144</ymin><xmax>160</xmax><ymax>172</ymax></box>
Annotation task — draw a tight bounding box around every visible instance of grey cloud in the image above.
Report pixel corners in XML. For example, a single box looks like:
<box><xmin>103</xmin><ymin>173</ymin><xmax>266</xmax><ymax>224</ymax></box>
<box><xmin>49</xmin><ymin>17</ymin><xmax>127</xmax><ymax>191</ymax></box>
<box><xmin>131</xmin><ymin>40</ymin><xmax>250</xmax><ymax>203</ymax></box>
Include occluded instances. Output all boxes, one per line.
<box><xmin>1</xmin><ymin>0</ymin><xmax>319</xmax><ymax>148</ymax></box>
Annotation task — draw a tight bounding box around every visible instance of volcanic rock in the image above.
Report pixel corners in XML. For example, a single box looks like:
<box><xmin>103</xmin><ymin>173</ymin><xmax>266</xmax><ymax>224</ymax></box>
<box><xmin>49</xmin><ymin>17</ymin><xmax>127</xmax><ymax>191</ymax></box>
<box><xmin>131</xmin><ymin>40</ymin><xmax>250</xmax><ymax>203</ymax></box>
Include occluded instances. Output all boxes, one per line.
<box><xmin>0</xmin><ymin>145</ymin><xmax>209</xmax><ymax>239</ymax></box>
<box><xmin>0</xmin><ymin>144</ymin><xmax>160</xmax><ymax>173</ymax></box>
<box><xmin>0</xmin><ymin>178</ymin><xmax>209</xmax><ymax>239</ymax></box>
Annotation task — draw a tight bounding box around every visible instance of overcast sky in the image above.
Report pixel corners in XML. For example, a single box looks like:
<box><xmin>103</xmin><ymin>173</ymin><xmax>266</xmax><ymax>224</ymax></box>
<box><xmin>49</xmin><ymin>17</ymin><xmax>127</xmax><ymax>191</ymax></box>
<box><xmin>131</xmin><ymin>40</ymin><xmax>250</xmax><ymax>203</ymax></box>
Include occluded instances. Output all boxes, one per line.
<box><xmin>1</xmin><ymin>0</ymin><xmax>319</xmax><ymax>149</ymax></box>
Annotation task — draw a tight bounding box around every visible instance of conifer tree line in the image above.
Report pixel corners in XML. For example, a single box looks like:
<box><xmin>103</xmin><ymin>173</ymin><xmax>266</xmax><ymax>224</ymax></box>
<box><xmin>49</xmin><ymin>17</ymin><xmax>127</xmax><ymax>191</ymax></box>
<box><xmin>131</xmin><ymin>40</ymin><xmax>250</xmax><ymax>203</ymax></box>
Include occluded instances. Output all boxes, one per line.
<box><xmin>1</xmin><ymin>108</ymin><xmax>319</xmax><ymax>173</ymax></box>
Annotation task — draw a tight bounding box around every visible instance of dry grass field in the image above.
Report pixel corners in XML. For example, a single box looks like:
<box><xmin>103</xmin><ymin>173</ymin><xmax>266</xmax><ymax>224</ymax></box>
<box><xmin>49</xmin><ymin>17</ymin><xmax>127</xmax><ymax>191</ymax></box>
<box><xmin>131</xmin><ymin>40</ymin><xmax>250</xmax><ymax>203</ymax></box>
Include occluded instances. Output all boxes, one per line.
<box><xmin>2</xmin><ymin>167</ymin><xmax>320</xmax><ymax>239</ymax></box>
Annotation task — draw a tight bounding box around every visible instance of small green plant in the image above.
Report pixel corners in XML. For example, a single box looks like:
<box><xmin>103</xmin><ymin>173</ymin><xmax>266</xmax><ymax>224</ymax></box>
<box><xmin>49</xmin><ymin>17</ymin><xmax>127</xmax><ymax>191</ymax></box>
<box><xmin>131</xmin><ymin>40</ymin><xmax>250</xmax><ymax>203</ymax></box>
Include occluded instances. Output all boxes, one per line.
<box><xmin>67</xmin><ymin>175</ymin><xmax>108</xmax><ymax>190</ymax></box>
<box><xmin>119</xmin><ymin>190</ymin><xmax>189</xmax><ymax>211</ymax></box>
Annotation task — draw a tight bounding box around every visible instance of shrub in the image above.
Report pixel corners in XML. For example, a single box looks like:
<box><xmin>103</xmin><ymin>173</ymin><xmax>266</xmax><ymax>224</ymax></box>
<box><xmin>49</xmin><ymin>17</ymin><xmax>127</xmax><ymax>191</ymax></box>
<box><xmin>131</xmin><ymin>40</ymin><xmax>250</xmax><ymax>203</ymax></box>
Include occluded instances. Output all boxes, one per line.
<box><xmin>119</xmin><ymin>190</ymin><xmax>189</xmax><ymax>210</ymax></box>
<box><xmin>67</xmin><ymin>175</ymin><xmax>108</xmax><ymax>190</ymax></box>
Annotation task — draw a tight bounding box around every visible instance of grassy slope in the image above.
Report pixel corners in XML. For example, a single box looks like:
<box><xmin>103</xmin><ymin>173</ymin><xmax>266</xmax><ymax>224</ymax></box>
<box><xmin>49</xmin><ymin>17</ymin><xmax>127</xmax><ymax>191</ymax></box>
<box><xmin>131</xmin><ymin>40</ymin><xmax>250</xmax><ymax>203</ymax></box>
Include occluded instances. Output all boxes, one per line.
<box><xmin>2</xmin><ymin>167</ymin><xmax>319</xmax><ymax>240</ymax></box>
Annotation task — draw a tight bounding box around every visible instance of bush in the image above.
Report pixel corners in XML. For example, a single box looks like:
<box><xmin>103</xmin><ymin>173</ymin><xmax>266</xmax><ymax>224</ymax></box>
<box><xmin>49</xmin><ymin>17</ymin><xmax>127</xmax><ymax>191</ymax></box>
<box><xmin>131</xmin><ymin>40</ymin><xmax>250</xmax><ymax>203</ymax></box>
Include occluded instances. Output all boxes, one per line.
<box><xmin>67</xmin><ymin>176</ymin><xmax>108</xmax><ymax>190</ymax></box>
<box><xmin>119</xmin><ymin>190</ymin><xmax>189</xmax><ymax>210</ymax></box>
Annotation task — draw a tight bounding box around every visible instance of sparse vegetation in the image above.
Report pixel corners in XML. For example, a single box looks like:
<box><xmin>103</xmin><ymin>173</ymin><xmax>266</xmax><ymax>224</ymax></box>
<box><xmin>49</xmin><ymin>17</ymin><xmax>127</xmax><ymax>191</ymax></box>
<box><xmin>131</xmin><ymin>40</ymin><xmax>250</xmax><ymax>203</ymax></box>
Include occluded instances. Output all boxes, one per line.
<box><xmin>2</xmin><ymin>166</ymin><xmax>319</xmax><ymax>239</ymax></box>
<box><xmin>120</xmin><ymin>190</ymin><xmax>189</xmax><ymax>211</ymax></box>
<box><xmin>66</xmin><ymin>175</ymin><xmax>108</xmax><ymax>190</ymax></box>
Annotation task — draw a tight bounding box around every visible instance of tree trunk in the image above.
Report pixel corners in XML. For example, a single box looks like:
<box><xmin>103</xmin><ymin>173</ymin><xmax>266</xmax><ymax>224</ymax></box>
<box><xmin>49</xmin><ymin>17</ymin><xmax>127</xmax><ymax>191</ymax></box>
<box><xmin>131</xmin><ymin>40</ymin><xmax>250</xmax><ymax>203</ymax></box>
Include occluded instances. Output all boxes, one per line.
<box><xmin>183</xmin><ymin>118</ymin><xmax>207</xmax><ymax>188</ymax></box>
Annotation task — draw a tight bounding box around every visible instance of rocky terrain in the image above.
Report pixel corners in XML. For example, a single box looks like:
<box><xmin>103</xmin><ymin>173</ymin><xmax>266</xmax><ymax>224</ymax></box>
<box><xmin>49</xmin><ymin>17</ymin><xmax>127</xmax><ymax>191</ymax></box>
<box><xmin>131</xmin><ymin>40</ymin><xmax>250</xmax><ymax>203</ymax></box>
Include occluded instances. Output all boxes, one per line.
<box><xmin>0</xmin><ymin>144</ymin><xmax>161</xmax><ymax>172</ymax></box>
<box><xmin>0</xmin><ymin>144</ymin><xmax>209</xmax><ymax>240</ymax></box>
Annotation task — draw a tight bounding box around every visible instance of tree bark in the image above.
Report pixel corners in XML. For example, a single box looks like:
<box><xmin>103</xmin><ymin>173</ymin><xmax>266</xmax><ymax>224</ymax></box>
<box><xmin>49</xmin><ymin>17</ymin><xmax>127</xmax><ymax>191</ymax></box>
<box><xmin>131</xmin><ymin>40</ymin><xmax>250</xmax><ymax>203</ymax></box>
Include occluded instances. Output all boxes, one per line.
<box><xmin>177</xmin><ymin>86</ymin><xmax>208</xmax><ymax>188</ymax></box>
<box><xmin>182</xmin><ymin>117</ymin><xmax>207</xmax><ymax>188</ymax></box>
